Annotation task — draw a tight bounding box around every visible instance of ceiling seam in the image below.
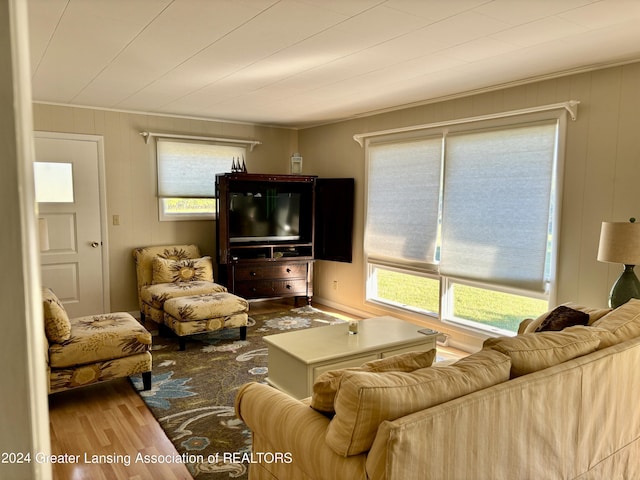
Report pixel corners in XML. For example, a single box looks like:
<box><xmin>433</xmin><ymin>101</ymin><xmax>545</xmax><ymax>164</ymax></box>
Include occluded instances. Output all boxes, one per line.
<box><xmin>69</xmin><ymin>0</ymin><xmax>176</xmax><ymax>103</ymax></box>
<box><xmin>31</xmin><ymin>0</ymin><xmax>70</xmax><ymax>80</ymax></box>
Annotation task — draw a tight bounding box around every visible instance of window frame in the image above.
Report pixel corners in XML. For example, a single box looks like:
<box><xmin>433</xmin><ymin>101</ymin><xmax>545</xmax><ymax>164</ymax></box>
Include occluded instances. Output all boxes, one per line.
<box><xmin>364</xmin><ymin>108</ymin><xmax>567</xmax><ymax>335</ymax></box>
<box><xmin>154</xmin><ymin>138</ymin><xmax>246</xmax><ymax>221</ymax></box>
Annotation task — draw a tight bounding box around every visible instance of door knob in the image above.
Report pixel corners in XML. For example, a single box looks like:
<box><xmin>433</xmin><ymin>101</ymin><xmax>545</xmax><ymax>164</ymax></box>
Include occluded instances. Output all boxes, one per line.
<box><xmin>90</xmin><ymin>242</ymin><xmax>100</xmax><ymax>248</ymax></box>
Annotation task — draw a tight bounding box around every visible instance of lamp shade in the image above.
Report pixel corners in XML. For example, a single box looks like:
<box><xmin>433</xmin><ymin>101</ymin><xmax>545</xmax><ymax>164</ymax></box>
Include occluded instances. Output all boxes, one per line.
<box><xmin>597</xmin><ymin>221</ymin><xmax>640</xmax><ymax>265</ymax></box>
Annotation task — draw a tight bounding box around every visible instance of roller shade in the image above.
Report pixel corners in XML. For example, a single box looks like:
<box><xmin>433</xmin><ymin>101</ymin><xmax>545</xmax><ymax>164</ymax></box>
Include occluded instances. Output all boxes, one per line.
<box><xmin>439</xmin><ymin>121</ymin><xmax>557</xmax><ymax>292</ymax></box>
<box><xmin>365</xmin><ymin>137</ymin><xmax>442</xmax><ymax>269</ymax></box>
<box><xmin>157</xmin><ymin>139</ymin><xmax>245</xmax><ymax>198</ymax></box>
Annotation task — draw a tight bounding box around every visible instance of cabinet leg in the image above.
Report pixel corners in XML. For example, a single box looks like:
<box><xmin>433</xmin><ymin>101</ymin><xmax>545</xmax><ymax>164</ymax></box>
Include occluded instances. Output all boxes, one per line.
<box><xmin>240</xmin><ymin>326</ymin><xmax>247</xmax><ymax>340</ymax></box>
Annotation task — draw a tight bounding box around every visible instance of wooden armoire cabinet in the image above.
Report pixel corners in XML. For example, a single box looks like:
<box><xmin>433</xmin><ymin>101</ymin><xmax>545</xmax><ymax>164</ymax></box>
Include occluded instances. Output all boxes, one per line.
<box><xmin>215</xmin><ymin>173</ymin><xmax>353</xmax><ymax>304</ymax></box>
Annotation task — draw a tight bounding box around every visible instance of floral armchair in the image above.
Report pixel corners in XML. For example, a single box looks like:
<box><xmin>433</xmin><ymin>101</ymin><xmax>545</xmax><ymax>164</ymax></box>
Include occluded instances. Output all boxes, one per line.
<box><xmin>43</xmin><ymin>287</ymin><xmax>152</xmax><ymax>394</ymax></box>
<box><xmin>132</xmin><ymin>244</ymin><xmax>248</xmax><ymax>350</ymax></box>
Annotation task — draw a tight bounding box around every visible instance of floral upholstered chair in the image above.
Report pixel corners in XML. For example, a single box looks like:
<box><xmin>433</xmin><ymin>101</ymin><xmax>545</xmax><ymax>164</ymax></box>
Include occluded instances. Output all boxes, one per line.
<box><xmin>133</xmin><ymin>244</ymin><xmax>249</xmax><ymax>350</ymax></box>
<box><xmin>43</xmin><ymin>287</ymin><xmax>152</xmax><ymax>394</ymax></box>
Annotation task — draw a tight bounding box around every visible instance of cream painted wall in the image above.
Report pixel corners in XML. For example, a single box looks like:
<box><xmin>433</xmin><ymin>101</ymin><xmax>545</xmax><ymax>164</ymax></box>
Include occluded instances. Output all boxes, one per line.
<box><xmin>33</xmin><ymin>105</ymin><xmax>297</xmax><ymax>313</ymax></box>
<box><xmin>300</xmin><ymin>62</ymin><xmax>640</xmax><ymax>349</ymax></box>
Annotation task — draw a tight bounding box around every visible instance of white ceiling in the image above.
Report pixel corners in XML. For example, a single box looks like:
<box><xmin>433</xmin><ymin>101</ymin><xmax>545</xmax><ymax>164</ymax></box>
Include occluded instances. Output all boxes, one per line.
<box><xmin>27</xmin><ymin>0</ymin><xmax>640</xmax><ymax>128</ymax></box>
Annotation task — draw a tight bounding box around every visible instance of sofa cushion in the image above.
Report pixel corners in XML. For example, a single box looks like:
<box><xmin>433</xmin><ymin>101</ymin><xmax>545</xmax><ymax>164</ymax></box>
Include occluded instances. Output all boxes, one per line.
<box><xmin>523</xmin><ymin>303</ymin><xmax>612</xmax><ymax>333</ymax></box>
<box><xmin>163</xmin><ymin>291</ymin><xmax>249</xmax><ymax>322</ymax></box>
<box><xmin>141</xmin><ymin>281</ymin><xmax>227</xmax><ymax>310</ymax></box>
<box><xmin>49</xmin><ymin>312</ymin><xmax>152</xmax><ymax>368</ymax></box>
<box><xmin>311</xmin><ymin>349</ymin><xmax>436</xmax><ymax>414</ymax></box>
<box><xmin>591</xmin><ymin>298</ymin><xmax>640</xmax><ymax>348</ymax></box>
<box><xmin>483</xmin><ymin>327</ymin><xmax>600</xmax><ymax>378</ymax></box>
<box><xmin>152</xmin><ymin>256</ymin><xmax>214</xmax><ymax>284</ymax></box>
<box><xmin>42</xmin><ymin>287</ymin><xmax>72</xmax><ymax>343</ymax></box>
<box><xmin>325</xmin><ymin>349</ymin><xmax>511</xmax><ymax>456</ymax></box>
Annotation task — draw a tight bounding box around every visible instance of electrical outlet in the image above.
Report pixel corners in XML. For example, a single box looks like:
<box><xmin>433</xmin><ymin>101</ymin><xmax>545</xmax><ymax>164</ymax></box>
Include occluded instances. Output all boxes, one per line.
<box><xmin>333</xmin><ymin>280</ymin><xmax>338</xmax><ymax>290</ymax></box>
<box><xmin>113</xmin><ymin>214</ymin><xmax>120</xmax><ymax>226</ymax></box>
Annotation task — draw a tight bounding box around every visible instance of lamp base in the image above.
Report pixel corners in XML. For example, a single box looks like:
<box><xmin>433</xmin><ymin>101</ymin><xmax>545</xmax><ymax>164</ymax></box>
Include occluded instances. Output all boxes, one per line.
<box><xmin>609</xmin><ymin>264</ymin><xmax>640</xmax><ymax>308</ymax></box>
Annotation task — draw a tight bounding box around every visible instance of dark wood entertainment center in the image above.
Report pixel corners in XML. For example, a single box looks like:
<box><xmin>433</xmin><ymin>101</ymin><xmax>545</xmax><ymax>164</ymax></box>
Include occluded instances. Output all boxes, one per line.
<box><xmin>216</xmin><ymin>173</ymin><xmax>353</xmax><ymax>304</ymax></box>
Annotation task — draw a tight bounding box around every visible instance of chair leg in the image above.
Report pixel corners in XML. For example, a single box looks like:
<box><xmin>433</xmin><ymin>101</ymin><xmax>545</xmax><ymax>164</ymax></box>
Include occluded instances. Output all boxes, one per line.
<box><xmin>178</xmin><ymin>337</ymin><xmax>186</xmax><ymax>351</ymax></box>
<box><xmin>140</xmin><ymin>311</ymin><xmax>145</xmax><ymax>322</ymax></box>
<box><xmin>240</xmin><ymin>325</ymin><xmax>247</xmax><ymax>340</ymax></box>
<box><xmin>142</xmin><ymin>371</ymin><xmax>152</xmax><ymax>391</ymax></box>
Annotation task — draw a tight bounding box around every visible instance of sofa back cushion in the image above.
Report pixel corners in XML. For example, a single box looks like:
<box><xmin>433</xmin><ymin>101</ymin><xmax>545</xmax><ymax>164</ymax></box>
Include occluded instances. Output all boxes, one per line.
<box><xmin>42</xmin><ymin>287</ymin><xmax>71</xmax><ymax>343</ymax></box>
<box><xmin>311</xmin><ymin>349</ymin><xmax>436</xmax><ymax>414</ymax></box>
<box><xmin>483</xmin><ymin>327</ymin><xmax>601</xmax><ymax>378</ymax></box>
<box><xmin>325</xmin><ymin>349</ymin><xmax>511</xmax><ymax>456</ymax></box>
<box><xmin>591</xmin><ymin>298</ymin><xmax>640</xmax><ymax>348</ymax></box>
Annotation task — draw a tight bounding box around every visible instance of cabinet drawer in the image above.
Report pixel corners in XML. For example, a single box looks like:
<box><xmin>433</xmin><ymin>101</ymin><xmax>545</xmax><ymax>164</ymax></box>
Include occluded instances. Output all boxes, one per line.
<box><xmin>234</xmin><ymin>263</ymin><xmax>308</xmax><ymax>281</ymax></box>
<box><xmin>235</xmin><ymin>278</ymin><xmax>308</xmax><ymax>298</ymax></box>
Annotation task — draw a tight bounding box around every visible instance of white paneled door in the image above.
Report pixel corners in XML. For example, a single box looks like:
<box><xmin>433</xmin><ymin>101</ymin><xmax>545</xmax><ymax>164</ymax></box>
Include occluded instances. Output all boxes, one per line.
<box><xmin>35</xmin><ymin>132</ymin><xmax>108</xmax><ymax>317</ymax></box>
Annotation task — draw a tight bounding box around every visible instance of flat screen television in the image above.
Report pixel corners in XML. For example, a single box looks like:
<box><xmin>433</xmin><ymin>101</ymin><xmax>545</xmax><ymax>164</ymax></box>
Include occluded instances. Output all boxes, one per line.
<box><xmin>229</xmin><ymin>190</ymin><xmax>301</xmax><ymax>243</ymax></box>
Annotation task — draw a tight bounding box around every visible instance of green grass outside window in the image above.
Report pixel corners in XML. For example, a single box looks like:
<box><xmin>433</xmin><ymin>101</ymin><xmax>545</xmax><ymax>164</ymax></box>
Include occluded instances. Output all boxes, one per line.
<box><xmin>375</xmin><ymin>269</ymin><xmax>548</xmax><ymax>332</ymax></box>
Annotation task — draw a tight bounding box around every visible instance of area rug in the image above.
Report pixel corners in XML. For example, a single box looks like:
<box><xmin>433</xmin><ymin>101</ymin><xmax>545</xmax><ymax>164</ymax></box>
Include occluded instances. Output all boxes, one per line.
<box><xmin>131</xmin><ymin>306</ymin><xmax>346</xmax><ymax>479</ymax></box>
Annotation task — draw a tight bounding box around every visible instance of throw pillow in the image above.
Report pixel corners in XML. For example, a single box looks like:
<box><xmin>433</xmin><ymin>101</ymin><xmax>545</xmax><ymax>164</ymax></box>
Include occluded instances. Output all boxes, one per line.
<box><xmin>523</xmin><ymin>303</ymin><xmax>612</xmax><ymax>334</ymax></box>
<box><xmin>534</xmin><ymin>305</ymin><xmax>589</xmax><ymax>332</ymax></box>
<box><xmin>325</xmin><ymin>349</ymin><xmax>511</xmax><ymax>456</ymax></box>
<box><xmin>152</xmin><ymin>256</ymin><xmax>214</xmax><ymax>284</ymax></box>
<box><xmin>483</xmin><ymin>327</ymin><xmax>601</xmax><ymax>378</ymax></box>
<box><xmin>311</xmin><ymin>349</ymin><xmax>436</xmax><ymax>414</ymax></box>
<box><xmin>42</xmin><ymin>287</ymin><xmax>72</xmax><ymax>343</ymax></box>
<box><xmin>591</xmin><ymin>298</ymin><xmax>640</xmax><ymax>348</ymax></box>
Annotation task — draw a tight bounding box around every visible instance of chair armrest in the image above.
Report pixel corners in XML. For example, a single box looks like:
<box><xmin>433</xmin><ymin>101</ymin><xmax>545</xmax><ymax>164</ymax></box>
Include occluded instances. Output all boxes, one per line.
<box><xmin>235</xmin><ymin>383</ymin><xmax>366</xmax><ymax>479</ymax></box>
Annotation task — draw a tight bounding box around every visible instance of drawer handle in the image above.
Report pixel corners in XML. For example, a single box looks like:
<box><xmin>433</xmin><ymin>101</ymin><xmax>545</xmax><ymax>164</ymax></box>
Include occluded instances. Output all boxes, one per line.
<box><xmin>286</xmin><ymin>268</ymin><xmax>291</xmax><ymax>273</ymax></box>
<box><xmin>250</xmin><ymin>271</ymin><xmax>257</xmax><ymax>276</ymax></box>
<box><xmin>251</xmin><ymin>287</ymin><xmax>257</xmax><ymax>292</ymax></box>
<box><xmin>286</xmin><ymin>284</ymin><xmax>292</xmax><ymax>289</ymax></box>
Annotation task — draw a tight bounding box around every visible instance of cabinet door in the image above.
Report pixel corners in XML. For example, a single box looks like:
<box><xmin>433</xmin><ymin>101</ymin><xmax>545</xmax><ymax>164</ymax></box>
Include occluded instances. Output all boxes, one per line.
<box><xmin>315</xmin><ymin>178</ymin><xmax>354</xmax><ymax>263</ymax></box>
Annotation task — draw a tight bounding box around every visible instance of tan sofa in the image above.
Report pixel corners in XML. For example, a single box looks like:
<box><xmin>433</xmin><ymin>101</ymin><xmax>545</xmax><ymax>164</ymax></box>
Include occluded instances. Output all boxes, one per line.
<box><xmin>235</xmin><ymin>300</ymin><xmax>640</xmax><ymax>479</ymax></box>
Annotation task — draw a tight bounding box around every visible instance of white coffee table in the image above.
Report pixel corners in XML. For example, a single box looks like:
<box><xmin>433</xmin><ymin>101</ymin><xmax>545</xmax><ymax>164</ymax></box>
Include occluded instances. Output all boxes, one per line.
<box><xmin>263</xmin><ymin>316</ymin><xmax>438</xmax><ymax>399</ymax></box>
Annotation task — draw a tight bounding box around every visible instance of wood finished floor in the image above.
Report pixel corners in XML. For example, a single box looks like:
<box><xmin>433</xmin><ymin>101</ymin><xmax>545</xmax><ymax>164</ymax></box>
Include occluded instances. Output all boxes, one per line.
<box><xmin>47</xmin><ymin>299</ymin><xmax>358</xmax><ymax>480</ymax></box>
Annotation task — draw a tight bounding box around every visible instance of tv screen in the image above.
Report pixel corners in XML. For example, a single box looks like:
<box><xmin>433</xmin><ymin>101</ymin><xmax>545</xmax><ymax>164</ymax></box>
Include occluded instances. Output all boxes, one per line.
<box><xmin>229</xmin><ymin>191</ymin><xmax>301</xmax><ymax>243</ymax></box>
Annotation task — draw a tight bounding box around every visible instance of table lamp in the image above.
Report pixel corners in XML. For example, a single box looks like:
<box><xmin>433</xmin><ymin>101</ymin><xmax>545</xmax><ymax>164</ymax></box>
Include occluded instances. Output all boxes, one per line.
<box><xmin>597</xmin><ymin>218</ymin><xmax>640</xmax><ymax>308</ymax></box>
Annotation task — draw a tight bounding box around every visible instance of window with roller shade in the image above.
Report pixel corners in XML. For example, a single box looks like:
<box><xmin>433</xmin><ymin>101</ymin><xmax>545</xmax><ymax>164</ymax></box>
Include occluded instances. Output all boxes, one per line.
<box><xmin>365</xmin><ymin>115</ymin><xmax>563</xmax><ymax>334</ymax></box>
<box><xmin>156</xmin><ymin>138</ymin><xmax>245</xmax><ymax>220</ymax></box>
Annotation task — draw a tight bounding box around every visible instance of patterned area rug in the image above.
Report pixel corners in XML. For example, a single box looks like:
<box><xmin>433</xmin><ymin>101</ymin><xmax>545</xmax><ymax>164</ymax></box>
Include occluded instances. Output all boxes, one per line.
<box><xmin>131</xmin><ymin>306</ymin><xmax>345</xmax><ymax>479</ymax></box>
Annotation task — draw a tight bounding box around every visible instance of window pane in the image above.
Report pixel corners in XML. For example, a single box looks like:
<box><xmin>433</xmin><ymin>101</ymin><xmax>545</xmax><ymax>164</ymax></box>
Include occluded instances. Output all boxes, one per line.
<box><xmin>448</xmin><ymin>283</ymin><xmax>548</xmax><ymax>333</ymax></box>
<box><xmin>34</xmin><ymin>162</ymin><xmax>74</xmax><ymax>203</ymax></box>
<box><xmin>369</xmin><ymin>266</ymin><xmax>440</xmax><ymax>315</ymax></box>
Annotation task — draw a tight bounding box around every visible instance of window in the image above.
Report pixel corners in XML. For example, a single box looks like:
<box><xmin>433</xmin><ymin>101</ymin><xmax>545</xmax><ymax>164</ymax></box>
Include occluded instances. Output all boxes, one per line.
<box><xmin>365</xmin><ymin>111</ymin><xmax>565</xmax><ymax>334</ymax></box>
<box><xmin>34</xmin><ymin>162</ymin><xmax>74</xmax><ymax>203</ymax></box>
<box><xmin>156</xmin><ymin>139</ymin><xmax>246</xmax><ymax>220</ymax></box>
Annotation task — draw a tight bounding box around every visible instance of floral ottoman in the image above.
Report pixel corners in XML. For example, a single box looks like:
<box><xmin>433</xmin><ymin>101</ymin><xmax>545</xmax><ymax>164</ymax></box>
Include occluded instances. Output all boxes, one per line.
<box><xmin>163</xmin><ymin>292</ymin><xmax>249</xmax><ymax>350</ymax></box>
